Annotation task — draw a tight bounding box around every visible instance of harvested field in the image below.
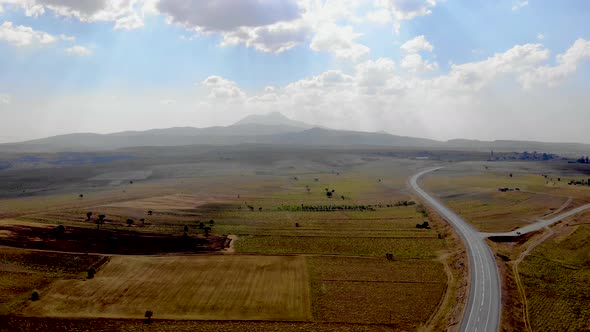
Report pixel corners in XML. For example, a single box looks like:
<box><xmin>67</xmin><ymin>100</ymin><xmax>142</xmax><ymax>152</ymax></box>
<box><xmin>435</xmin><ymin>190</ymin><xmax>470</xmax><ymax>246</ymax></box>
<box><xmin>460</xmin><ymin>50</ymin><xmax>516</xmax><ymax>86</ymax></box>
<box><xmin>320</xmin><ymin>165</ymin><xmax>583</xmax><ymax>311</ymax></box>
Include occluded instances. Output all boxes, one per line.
<box><xmin>21</xmin><ymin>255</ymin><xmax>312</xmax><ymax>321</ymax></box>
<box><xmin>235</xmin><ymin>236</ymin><xmax>444</xmax><ymax>258</ymax></box>
<box><xmin>0</xmin><ymin>316</ymin><xmax>399</xmax><ymax>332</ymax></box>
<box><xmin>308</xmin><ymin>257</ymin><xmax>446</xmax><ymax>328</ymax></box>
<box><xmin>0</xmin><ymin>248</ymin><xmax>102</xmax><ymax>315</ymax></box>
<box><xmin>519</xmin><ymin>223</ymin><xmax>590</xmax><ymax>332</ymax></box>
<box><xmin>99</xmin><ymin>194</ymin><xmax>233</xmax><ymax>210</ymax></box>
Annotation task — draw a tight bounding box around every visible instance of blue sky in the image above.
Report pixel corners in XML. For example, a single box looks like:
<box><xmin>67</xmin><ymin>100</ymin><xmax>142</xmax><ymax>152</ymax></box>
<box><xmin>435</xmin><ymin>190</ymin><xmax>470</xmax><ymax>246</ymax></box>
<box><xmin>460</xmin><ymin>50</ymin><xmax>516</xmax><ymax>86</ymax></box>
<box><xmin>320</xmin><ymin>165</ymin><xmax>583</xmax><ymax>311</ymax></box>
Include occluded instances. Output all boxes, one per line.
<box><xmin>0</xmin><ymin>0</ymin><xmax>589</xmax><ymax>143</ymax></box>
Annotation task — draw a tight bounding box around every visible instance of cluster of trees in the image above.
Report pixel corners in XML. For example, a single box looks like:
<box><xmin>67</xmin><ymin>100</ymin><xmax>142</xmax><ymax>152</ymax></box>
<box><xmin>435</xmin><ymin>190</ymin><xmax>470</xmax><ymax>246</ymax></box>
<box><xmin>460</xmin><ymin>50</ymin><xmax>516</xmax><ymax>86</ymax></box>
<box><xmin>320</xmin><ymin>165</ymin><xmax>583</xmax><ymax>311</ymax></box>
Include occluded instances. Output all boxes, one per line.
<box><xmin>278</xmin><ymin>204</ymin><xmax>377</xmax><ymax>212</ymax></box>
<box><xmin>85</xmin><ymin>211</ymin><xmax>150</xmax><ymax>229</ymax></box>
<box><xmin>576</xmin><ymin>156</ymin><xmax>590</xmax><ymax>164</ymax></box>
<box><xmin>489</xmin><ymin>151</ymin><xmax>558</xmax><ymax>161</ymax></box>
<box><xmin>498</xmin><ymin>187</ymin><xmax>520</xmax><ymax>192</ymax></box>
<box><xmin>391</xmin><ymin>200</ymin><xmax>416</xmax><ymax>207</ymax></box>
<box><xmin>415</xmin><ymin>221</ymin><xmax>431</xmax><ymax>229</ymax></box>
<box><xmin>568</xmin><ymin>179</ymin><xmax>590</xmax><ymax>186</ymax></box>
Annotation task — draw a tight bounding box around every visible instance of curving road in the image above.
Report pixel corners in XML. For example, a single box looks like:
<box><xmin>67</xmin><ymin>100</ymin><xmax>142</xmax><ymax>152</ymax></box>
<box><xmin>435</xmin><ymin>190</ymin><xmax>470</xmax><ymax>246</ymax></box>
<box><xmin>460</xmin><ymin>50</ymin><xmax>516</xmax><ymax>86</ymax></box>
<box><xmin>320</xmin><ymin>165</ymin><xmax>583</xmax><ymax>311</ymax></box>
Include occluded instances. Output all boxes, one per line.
<box><xmin>410</xmin><ymin>168</ymin><xmax>500</xmax><ymax>332</ymax></box>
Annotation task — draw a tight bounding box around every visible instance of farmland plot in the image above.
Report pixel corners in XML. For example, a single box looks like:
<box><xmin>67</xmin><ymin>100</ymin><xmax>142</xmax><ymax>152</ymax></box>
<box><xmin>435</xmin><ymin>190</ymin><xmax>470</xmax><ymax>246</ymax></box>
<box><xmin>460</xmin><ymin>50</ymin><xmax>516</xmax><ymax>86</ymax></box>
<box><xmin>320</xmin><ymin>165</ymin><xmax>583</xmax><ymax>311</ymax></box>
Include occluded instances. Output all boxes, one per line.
<box><xmin>21</xmin><ymin>255</ymin><xmax>312</xmax><ymax>321</ymax></box>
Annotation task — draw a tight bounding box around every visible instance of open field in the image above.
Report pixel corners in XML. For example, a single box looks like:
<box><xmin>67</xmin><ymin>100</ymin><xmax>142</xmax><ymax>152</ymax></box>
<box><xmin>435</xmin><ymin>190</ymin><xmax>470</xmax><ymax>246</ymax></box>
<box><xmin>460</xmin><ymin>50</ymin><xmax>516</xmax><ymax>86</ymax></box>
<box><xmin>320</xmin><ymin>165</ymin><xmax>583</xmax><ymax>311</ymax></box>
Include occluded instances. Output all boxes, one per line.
<box><xmin>308</xmin><ymin>256</ymin><xmax>446</xmax><ymax>328</ymax></box>
<box><xmin>0</xmin><ymin>247</ymin><xmax>103</xmax><ymax>315</ymax></box>
<box><xmin>0</xmin><ymin>147</ymin><xmax>460</xmax><ymax>329</ymax></box>
<box><xmin>519</xmin><ymin>214</ymin><xmax>590</xmax><ymax>332</ymax></box>
<box><xmin>21</xmin><ymin>255</ymin><xmax>312</xmax><ymax>321</ymax></box>
<box><xmin>422</xmin><ymin>161</ymin><xmax>590</xmax><ymax>232</ymax></box>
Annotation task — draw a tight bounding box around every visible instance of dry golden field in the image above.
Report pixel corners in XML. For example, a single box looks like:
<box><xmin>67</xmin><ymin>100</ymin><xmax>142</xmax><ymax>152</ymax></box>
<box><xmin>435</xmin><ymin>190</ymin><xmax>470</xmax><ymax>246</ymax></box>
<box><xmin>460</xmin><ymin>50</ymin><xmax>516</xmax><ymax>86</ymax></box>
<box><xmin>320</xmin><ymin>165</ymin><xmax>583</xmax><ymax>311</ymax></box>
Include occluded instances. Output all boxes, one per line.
<box><xmin>21</xmin><ymin>255</ymin><xmax>312</xmax><ymax>321</ymax></box>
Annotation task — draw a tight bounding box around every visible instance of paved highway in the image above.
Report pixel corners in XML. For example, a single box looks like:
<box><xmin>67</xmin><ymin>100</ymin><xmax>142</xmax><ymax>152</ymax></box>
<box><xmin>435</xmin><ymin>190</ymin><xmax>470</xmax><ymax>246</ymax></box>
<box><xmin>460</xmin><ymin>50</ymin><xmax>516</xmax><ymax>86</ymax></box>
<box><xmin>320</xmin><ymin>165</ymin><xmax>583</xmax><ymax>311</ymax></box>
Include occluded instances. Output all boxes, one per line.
<box><xmin>481</xmin><ymin>203</ymin><xmax>590</xmax><ymax>238</ymax></box>
<box><xmin>410</xmin><ymin>168</ymin><xmax>500</xmax><ymax>332</ymax></box>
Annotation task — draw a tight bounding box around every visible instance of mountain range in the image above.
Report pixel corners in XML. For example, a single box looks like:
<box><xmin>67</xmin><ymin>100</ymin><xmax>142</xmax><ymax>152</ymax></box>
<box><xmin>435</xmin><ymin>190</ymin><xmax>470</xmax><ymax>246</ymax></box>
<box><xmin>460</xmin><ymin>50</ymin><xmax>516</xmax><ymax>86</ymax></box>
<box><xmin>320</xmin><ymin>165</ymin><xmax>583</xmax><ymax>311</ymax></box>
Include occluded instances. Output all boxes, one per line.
<box><xmin>1</xmin><ymin>112</ymin><xmax>588</xmax><ymax>154</ymax></box>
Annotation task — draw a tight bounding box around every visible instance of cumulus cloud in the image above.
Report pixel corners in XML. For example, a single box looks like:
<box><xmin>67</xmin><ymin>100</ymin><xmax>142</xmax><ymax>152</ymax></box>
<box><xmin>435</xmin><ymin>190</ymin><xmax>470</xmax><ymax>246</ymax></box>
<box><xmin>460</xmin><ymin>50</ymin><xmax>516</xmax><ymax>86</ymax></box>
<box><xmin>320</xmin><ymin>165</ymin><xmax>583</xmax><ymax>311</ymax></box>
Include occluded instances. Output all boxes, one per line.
<box><xmin>400</xmin><ymin>35</ymin><xmax>437</xmax><ymax>72</ymax></box>
<box><xmin>221</xmin><ymin>20</ymin><xmax>310</xmax><ymax>53</ymax></box>
<box><xmin>0</xmin><ymin>21</ymin><xmax>73</xmax><ymax>47</ymax></box>
<box><xmin>192</xmin><ymin>39</ymin><xmax>590</xmax><ymax>138</ymax></box>
<box><xmin>310</xmin><ymin>23</ymin><xmax>369</xmax><ymax>60</ymax></box>
<box><xmin>157</xmin><ymin>0</ymin><xmax>302</xmax><ymax>31</ymax></box>
<box><xmin>65</xmin><ymin>45</ymin><xmax>92</xmax><ymax>56</ymax></box>
<box><xmin>401</xmin><ymin>53</ymin><xmax>438</xmax><ymax>72</ymax></box>
<box><xmin>374</xmin><ymin>0</ymin><xmax>437</xmax><ymax>33</ymax></box>
<box><xmin>537</xmin><ymin>33</ymin><xmax>544</xmax><ymax>40</ymax></box>
<box><xmin>202</xmin><ymin>75</ymin><xmax>246</xmax><ymax>102</ymax></box>
<box><xmin>0</xmin><ymin>0</ymin><xmax>145</xmax><ymax>30</ymax></box>
<box><xmin>512</xmin><ymin>1</ymin><xmax>528</xmax><ymax>11</ymax></box>
<box><xmin>401</xmin><ymin>35</ymin><xmax>433</xmax><ymax>53</ymax></box>
<box><xmin>520</xmin><ymin>38</ymin><xmax>590</xmax><ymax>88</ymax></box>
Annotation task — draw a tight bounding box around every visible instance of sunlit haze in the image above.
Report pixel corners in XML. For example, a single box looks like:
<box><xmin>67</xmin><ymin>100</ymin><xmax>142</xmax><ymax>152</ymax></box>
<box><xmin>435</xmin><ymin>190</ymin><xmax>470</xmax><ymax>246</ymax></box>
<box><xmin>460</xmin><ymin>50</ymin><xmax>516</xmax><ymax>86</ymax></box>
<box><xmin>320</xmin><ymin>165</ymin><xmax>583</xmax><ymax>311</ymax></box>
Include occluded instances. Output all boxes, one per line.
<box><xmin>0</xmin><ymin>0</ymin><xmax>589</xmax><ymax>143</ymax></box>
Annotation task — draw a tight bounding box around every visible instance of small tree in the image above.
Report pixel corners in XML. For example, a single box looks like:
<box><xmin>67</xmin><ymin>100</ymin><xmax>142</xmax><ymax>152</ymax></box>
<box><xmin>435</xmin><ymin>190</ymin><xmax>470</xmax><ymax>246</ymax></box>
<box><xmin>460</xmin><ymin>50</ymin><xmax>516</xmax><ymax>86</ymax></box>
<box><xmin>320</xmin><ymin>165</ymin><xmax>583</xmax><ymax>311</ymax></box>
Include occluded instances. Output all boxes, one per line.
<box><xmin>140</xmin><ymin>218</ymin><xmax>145</xmax><ymax>226</ymax></box>
<box><xmin>87</xmin><ymin>267</ymin><xmax>96</xmax><ymax>279</ymax></box>
<box><xmin>79</xmin><ymin>194</ymin><xmax>84</xmax><ymax>198</ymax></box>
<box><xmin>126</xmin><ymin>219</ymin><xmax>134</xmax><ymax>227</ymax></box>
<box><xmin>198</xmin><ymin>221</ymin><xmax>205</xmax><ymax>229</ymax></box>
<box><xmin>54</xmin><ymin>225</ymin><xmax>65</xmax><ymax>238</ymax></box>
<box><xmin>183</xmin><ymin>225</ymin><xmax>189</xmax><ymax>233</ymax></box>
<box><xmin>144</xmin><ymin>310</ymin><xmax>153</xmax><ymax>324</ymax></box>
<box><xmin>326</xmin><ymin>191</ymin><xmax>333</xmax><ymax>198</ymax></box>
<box><xmin>147</xmin><ymin>210</ymin><xmax>153</xmax><ymax>216</ymax></box>
<box><xmin>209</xmin><ymin>220</ymin><xmax>215</xmax><ymax>225</ymax></box>
<box><xmin>86</xmin><ymin>211</ymin><xmax>93</xmax><ymax>221</ymax></box>
<box><xmin>31</xmin><ymin>291</ymin><xmax>39</xmax><ymax>301</ymax></box>
<box><xmin>96</xmin><ymin>214</ymin><xmax>106</xmax><ymax>230</ymax></box>
<box><xmin>204</xmin><ymin>226</ymin><xmax>211</xmax><ymax>237</ymax></box>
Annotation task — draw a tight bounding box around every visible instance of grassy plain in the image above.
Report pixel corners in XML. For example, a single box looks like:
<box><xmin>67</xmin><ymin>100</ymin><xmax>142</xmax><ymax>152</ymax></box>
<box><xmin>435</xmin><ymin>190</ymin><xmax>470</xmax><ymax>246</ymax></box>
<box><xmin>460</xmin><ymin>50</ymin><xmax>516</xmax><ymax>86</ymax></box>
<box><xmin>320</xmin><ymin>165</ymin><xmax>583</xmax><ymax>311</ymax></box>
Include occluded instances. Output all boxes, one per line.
<box><xmin>422</xmin><ymin>162</ymin><xmax>590</xmax><ymax>232</ymax></box>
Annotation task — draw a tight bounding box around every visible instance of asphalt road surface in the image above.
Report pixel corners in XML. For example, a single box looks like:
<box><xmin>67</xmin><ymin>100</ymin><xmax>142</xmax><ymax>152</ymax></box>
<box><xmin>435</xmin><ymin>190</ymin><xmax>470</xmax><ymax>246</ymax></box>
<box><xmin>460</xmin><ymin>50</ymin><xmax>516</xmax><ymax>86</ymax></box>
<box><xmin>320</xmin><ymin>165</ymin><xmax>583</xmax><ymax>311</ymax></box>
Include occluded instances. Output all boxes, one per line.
<box><xmin>410</xmin><ymin>168</ymin><xmax>500</xmax><ymax>332</ymax></box>
<box><xmin>481</xmin><ymin>203</ymin><xmax>590</xmax><ymax>238</ymax></box>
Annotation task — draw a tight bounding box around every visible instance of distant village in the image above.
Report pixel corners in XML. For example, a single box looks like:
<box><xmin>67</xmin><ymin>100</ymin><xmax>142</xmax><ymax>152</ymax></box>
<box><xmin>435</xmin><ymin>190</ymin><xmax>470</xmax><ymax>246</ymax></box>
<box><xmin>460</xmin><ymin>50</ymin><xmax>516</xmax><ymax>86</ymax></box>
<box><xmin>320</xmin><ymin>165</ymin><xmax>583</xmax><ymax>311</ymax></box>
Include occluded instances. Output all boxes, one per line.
<box><xmin>487</xmin><ymin>150</ymin><xmax>560</xmax><ymax>161</ymax></box>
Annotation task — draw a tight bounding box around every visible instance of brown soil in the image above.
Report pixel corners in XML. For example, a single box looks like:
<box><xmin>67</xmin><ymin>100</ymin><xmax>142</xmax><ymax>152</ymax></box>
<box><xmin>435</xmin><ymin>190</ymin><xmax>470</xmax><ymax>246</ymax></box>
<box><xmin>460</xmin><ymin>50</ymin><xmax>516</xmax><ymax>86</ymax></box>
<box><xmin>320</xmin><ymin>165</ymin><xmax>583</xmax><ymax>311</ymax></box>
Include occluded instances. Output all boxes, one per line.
<box><xmin>0</xmin><ymin>225</ymin><xmax>226</xmax><ymax>255</ymax></box>
<box><xmin>0</xmin><ymin>316</ymin><xmax>400</xmax><ymax>332</ymax></box>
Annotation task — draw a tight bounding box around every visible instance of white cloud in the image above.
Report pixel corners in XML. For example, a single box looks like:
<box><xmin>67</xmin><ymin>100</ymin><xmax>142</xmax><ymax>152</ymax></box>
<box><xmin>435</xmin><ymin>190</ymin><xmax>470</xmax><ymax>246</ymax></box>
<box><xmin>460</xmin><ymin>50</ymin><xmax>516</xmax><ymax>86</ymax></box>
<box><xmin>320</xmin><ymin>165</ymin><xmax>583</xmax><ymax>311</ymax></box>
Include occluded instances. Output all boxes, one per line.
<box><xmin>221</xmin><ymin>20</ymin><xmax>310</xmax><ymax>53</ymax></box>
<box><xmin>1</xmin><ymin>0</ymin><xmax>146</xmax><ymax>30</ymax></box>
<box><xmin>537</xmin><ymin>33</ymin><xmax>544</xmax><ymax>40</ymax></box>
<box><xmin>400</xmin><ymin>35</ymin><xmax>437</xmax><ymax>73</ymax></box>
<box><xmin>0</xmin><ymin>21</ymin><xmax>73</xmax><ymax>47</ymax></box>
<box><xmin>310</xmin><ymin>23</ymin><xmax>370</xmax><ymax>60</ymax></box>
<box><xmin>65</xmin><ymin>45</ymin><xmax>92</xmax><ymax>56</ymax></box>
<box><xmin>400</xmin><ymin>35</ymin><xmax>433</xmax><ymax>53</ymax></box>
<box><xmin>435</xmin><ymin>43</ymin><xmax>549</xmax><ymax>91</ymax></box>
<box><xmin>158</xmin><ymin>0</ymin><xmax>302</xmax><ymax>31</ymax></box>
<box><xmin>202</xmin><ymin>75</ymin><xmax>246</xmax><ymax>102</ymax></box>
<box><xmin>512</xmin><ymin>1</ymin><xmax>528</xmax><ymax>11</ymax></box>
<box><xmin>375</xmin><ymin>0</ymin><xmax>437</xmax><ymax>33</ymax></box>
<box><xmin>401</xmin><ymin>53</ymin><xmax>438</xmax><ymax>72</ymax></box>
<box><xmin>0</xmin><ymin>93</ymin><xmax>11</xmax><ymax>105</ymax></box>
<box><xmin>520</xmin><ymin>38</ymin><xmax>590</xmax><ymax>88</ymax></box>
<box><xmin>193</xmin><ymin>39</ymin><xmax>590</xmax><ymax>138</ymax></box>
<box><xmin>355</xmin><ymin>58</ymin><xmax>397</xmax><ymax>93</ymax></box>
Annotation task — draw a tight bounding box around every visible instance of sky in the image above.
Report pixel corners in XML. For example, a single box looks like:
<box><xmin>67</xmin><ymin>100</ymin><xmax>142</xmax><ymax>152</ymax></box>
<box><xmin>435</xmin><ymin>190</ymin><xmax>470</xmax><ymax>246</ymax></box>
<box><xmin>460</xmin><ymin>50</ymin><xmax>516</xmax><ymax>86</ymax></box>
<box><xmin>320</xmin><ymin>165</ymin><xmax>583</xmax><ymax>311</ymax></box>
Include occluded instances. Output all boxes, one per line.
<box><xmin>0</xmin><ymin>0</ymin><xmax>589</xmax><ymax>144</ymax></box>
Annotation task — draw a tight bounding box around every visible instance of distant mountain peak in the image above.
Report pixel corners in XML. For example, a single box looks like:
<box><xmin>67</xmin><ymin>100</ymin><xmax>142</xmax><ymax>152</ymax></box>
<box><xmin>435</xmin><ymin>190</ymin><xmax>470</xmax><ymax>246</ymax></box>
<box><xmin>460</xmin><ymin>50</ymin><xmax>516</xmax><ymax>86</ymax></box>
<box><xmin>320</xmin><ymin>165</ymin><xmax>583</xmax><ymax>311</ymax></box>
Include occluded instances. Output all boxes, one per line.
<box><xmin>234</xmin><ymin>112</ymin><xmax>312</xmax><ymax>128</ymax></box>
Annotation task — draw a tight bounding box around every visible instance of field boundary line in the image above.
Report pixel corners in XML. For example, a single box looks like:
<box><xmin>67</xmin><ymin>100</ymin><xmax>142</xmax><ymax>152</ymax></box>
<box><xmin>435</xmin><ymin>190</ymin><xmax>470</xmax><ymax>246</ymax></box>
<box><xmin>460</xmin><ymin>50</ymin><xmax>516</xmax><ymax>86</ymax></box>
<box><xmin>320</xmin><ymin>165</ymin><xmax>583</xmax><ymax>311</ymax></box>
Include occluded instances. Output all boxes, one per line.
<box><xmin>513</xmin><ymin>226</ymin><xmax>554</xmax><ymax>332</ymax></box>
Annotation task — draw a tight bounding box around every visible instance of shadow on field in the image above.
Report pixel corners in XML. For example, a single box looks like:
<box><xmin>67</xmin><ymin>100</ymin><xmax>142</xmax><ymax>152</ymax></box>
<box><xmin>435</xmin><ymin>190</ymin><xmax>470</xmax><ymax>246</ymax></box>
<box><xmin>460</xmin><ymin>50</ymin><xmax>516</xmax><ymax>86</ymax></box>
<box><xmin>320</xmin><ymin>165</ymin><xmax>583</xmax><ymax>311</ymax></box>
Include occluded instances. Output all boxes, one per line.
<box><xmin>0</xmin><ymin>225</ymin><xmax>226</xmax><ymax>255</ymax></box>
